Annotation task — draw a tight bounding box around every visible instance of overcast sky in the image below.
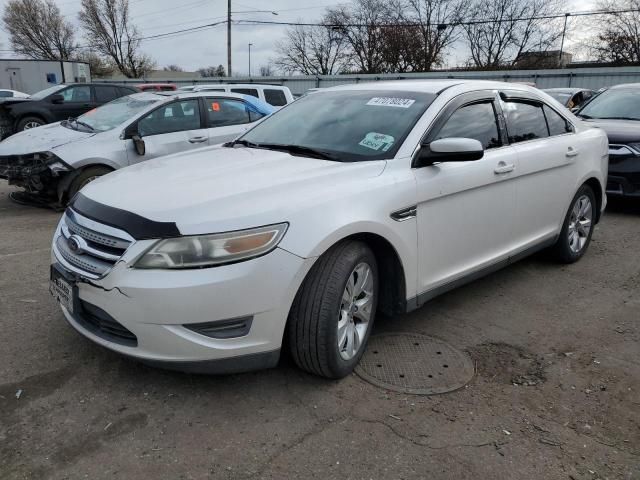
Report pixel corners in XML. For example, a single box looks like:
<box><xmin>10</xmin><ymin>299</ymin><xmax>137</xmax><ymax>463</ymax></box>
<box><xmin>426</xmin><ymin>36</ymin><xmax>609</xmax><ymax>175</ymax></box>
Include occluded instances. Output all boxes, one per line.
<box><xmin>0</xmin><ymin>0</ymin><xmax>597</xmax><ymax>75</ymax></box>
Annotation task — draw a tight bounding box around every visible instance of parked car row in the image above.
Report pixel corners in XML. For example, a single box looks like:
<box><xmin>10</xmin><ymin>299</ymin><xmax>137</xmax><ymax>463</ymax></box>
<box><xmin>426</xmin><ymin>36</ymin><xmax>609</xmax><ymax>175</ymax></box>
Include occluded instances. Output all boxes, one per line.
<box><xmin>35</xmin><ymin>79</ymin><xmax>614</xmax><ymax>379</ymax></box>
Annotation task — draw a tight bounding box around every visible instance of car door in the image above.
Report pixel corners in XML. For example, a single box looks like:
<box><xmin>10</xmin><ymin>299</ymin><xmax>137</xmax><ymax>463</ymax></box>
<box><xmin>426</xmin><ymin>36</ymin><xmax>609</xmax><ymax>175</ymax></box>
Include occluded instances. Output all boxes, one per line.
<box><xmin>413</xmin><ymin>91</ymin><xmax>519</xmax><ymax>297</ymax></box>
<box><xmin>499</xmin><ymin>92</ymin><xmax>579</xmax><ymax>249</ymax></box>
<box><xmin>48</xmin><ymin>85</ymin><xmax>94</xmax><ymax>121</ymax></box>
<box><xmin>128</xmin><ymin>98</ymin><xmax>208</xmax><ymax>164</ymax></box>
<box><xmin>203</xmin><ymin>97</ymin><xmax>263</xmax><ymax>144</ymax></box>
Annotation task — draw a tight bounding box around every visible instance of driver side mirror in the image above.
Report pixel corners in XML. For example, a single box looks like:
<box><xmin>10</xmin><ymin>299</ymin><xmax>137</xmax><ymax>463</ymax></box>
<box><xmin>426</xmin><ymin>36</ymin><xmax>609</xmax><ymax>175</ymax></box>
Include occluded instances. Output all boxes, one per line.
<box><xmin>50</xmin><ymin>94</ymin><xmax>64</xmax><ymax>104</ymax></box>
<box><xmin>415</xmin><ymin>138</ymin><xmax>484</xmax><ymax>167</ymax></box>
<box><xmin>132</xmin><ymin>134</ymin><xmax>146</xmax><ymax>156</ymax></box>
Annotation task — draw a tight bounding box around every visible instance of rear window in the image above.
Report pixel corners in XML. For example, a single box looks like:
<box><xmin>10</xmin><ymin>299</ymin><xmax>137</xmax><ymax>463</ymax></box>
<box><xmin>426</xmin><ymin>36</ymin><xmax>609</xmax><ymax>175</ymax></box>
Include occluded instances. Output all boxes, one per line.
<box><xmin>264</xmin><ymin>89</ymin><xmax>287</xmax><ymax>106</ymax></box>
<box><xmin>231</xmin><ymin>88</ymin><xmax>259</xmax><ymax>98</ymax></box>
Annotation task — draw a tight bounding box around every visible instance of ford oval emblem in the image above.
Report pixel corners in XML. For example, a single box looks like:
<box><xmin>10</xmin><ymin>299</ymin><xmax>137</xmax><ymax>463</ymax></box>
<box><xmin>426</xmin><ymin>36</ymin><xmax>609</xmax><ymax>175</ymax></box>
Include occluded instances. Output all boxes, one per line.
<box><xmin>67</xmin><ymin>235</ymin><xmax>84</xmax><ymax>255</ymax></box>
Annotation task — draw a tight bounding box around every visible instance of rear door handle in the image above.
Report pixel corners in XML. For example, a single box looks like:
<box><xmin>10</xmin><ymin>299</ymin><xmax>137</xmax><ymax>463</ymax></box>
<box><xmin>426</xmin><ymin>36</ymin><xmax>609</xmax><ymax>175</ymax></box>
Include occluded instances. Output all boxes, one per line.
<box><xmin>566</xmin><ymin>147</ymin><xmax>579</xmax><ymax>158</ymax></box>
<box><xmin>188</xmin><ymin>136</ymin><xmax>208</xmax><ymax>144</ymax></box>
<box><xmin>494</xmin><ymin>162</ymin><xmax>515</xmax><ymax>174</ymax></box>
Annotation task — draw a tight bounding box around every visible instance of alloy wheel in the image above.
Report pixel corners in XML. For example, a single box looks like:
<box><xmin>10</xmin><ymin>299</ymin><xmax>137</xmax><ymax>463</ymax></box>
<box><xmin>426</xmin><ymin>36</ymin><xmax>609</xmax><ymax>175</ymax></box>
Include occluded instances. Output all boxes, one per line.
<box><xmin>337</xmin><ymin>262</ymin><xmax>375</xmax><ymax>360</ymax></box>
<box><xmin>23</xmin><ymin>121</ymin><xmax>42</xmax><ymax>130</ymax></box>
<box><xmin>568</xmin><ymin>194</ymin><xmax>593</xmax><ymax>254</ymax></box>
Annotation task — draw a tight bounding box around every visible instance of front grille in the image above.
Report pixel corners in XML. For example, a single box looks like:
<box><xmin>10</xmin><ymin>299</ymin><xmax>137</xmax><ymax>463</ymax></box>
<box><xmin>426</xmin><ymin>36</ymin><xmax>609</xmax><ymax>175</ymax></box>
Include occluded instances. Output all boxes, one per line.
<box><xmin>75</xmin><ymin>300</ymin><xmax>138</xmax><ymax>347</ymax></box>
<box><xmin>54</xmin><ymin>210</ymin><xmax>133</xmax><ymax>278</ymax></box>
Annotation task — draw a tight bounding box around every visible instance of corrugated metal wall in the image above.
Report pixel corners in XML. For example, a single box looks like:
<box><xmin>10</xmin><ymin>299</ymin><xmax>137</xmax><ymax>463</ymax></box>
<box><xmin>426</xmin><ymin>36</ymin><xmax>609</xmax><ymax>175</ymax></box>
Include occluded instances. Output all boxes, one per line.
<box><xmin>105</xmin><ymin>66</ymin><xmax>640</xmax><ymax>95</ymax></box>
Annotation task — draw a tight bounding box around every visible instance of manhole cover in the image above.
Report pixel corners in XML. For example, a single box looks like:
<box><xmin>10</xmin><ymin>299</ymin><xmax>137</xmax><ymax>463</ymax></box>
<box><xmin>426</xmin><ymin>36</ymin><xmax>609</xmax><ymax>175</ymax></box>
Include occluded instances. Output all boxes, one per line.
<box><xmin>355</xmin><ymin>333</ymin><xmax>474</xmax><ymax>395</ymax></box>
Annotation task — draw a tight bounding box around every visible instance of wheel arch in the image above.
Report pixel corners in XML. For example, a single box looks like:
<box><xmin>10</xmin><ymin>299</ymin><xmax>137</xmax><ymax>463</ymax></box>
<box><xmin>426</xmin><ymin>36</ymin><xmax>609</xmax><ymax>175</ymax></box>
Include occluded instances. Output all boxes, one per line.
<box><xmin>583</xmin><ymin>177</ymin><xmax>603</xmax><ymax>223</ymax></box>
<box><xmin>57</xmin><ymin>162</ymin><xmax>116</xmax><ymax>203</ymax></box>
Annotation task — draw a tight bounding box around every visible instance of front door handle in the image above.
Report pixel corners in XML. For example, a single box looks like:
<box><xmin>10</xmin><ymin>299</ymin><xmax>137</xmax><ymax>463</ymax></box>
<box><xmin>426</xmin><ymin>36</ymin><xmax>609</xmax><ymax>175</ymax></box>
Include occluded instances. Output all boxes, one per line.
<box><xmin>188</xmin><ymin>136</ymin><xmax>208</xmax><ymax>143</ymax></box>
<box><xmin>494</xmin><ymin>162</ymin><xmax>515</xmax><ymax>174</ymax></box>
<box><xmin>566</xmin><ymin>147</ymin><xmax>580</xmax><ymax>158</ymax></box>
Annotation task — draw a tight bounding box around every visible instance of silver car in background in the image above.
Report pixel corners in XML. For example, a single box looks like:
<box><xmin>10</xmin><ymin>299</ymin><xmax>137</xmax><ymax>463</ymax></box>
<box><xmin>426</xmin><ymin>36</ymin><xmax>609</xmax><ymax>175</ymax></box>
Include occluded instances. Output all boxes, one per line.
<box><xmin>0</xmin><ymin>91</ymin><xmax>274</xmax><ymax>204</ymax></box>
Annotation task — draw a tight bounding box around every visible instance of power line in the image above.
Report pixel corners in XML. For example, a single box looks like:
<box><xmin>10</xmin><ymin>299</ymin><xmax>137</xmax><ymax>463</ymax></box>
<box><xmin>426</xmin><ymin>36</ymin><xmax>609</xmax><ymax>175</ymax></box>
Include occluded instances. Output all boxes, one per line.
<box><xmin>232</xmin><ymin>8</ymin><xmax>640</xmax><ymax>28</ymax></box>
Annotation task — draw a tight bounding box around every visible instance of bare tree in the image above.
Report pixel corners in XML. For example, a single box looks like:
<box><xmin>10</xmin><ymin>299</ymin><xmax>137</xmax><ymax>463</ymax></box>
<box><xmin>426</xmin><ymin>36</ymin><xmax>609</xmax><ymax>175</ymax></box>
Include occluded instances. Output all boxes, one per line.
<box><xmin>259</xmin><ymin>64</ymin><xmax>275</xmax><ymax>76</ymax></box>
<box><xmin>163</xmin><ymin>64</ymin><xmax>184</xmax><ymax>72</ymax></box>
<box><xmin>274</xmin><ymin>21</ymin><xmax>351</xmax><ymax>75</ymax></box>
<box><xmin>2</xmin><ymin>0</ymin><xmax>76</xmax><ymax>60</ymax></box>
<box><xmin>590</xmin><ymin>0</ymin><xmax>640</xmax><ymax>64</ymax></box>
<box><xmin>325</xmin><ymin>0</ymin><xmax>390</xmax><ymax>73</ymax></box>
<box><xmin>403</xmin><ymin>0</ymin><xmax>468</xmax><ymax>71</ymax></box>
<box><xmin>78</xmin><ymin>0</ymin><xmax>154</xmax><ymax>78</ymax></box>
<box><xmin>197</xmin><ymin>65</ymin><xmax>226</xmax><ymax>77</ymax></box>
<box><xmin>462</xmin><ymin>0</ymin><xmax>566</xmax><ymax>68</ymax></box>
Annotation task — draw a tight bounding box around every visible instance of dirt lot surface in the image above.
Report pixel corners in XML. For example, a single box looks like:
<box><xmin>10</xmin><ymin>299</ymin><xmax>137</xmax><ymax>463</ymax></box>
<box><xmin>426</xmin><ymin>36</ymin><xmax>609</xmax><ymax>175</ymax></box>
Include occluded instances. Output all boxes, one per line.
<box><xmin>1</xmin><ymin>182</ymin><xmax>639</xmax><ymax>480</ymax></box>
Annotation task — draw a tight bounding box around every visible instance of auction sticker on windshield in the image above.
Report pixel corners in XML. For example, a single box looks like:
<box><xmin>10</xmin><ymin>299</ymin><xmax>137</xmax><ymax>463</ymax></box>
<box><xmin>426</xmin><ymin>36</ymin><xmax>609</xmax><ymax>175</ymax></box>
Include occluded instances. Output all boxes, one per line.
<box><xmin>359</xmin><ymin>132</ymin><xmax>395</xmax><ymax>151</ymax></box>
<box><xmin>366</xmin><ymin>97</ymin><xmax>416</xmax><ymax>108</ymax></box>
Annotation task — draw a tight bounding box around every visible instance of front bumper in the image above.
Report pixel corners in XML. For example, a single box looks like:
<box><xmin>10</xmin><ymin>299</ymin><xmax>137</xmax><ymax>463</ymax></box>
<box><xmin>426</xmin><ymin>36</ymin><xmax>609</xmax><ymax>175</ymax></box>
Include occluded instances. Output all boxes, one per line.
<box><xmin>52</xmin><ymin>245</ymin><xmax>314</xmax><ymax>374</ymax></box>
<box><xmin>0</xmin><ymin>155</ymin><xmax>69</xmax><ymax>194</ymax></box>
<box><xmin>607</xmin><ymin>150</ymin><xmax>640</xmax><ymax>197</ymax></box>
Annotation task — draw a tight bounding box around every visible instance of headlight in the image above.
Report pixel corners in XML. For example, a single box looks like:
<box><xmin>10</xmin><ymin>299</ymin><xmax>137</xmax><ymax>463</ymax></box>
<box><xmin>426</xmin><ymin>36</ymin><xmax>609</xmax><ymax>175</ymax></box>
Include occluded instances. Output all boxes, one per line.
<box><xmin>134</xmin><ymin>223</ymin><xmax>288</xmax><ymax>269</ymax></box>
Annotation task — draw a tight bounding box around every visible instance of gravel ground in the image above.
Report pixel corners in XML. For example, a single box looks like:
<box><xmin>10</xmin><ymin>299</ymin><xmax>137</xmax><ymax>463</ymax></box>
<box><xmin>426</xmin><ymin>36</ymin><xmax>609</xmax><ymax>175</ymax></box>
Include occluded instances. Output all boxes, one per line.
<box><xmin>1</xmin><ymin>182</ymin><xmax>639</xmax><ymax>480</ymax></box>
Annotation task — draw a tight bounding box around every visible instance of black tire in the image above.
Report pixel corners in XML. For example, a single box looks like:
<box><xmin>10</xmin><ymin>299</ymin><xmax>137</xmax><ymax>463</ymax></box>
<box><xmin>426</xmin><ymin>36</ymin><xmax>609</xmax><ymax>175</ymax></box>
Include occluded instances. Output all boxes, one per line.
<box><xmin>550</xmin><ymin>184</ymin><xmax>596</xmax><ymax>264</ymax></box>
<box><xmin>67</xmin><ymin>166</ymin><xmax>112</xmax><ymax>201</ymax></box>
<box><xmin>288</xmin><ymin>240</ymin><xmax>378</xmax><ymax>379</ymax></box>
<box><xmin>16</xmin><ymin>116</ymin><xmax>45</xmax><ymax>132</ymax></box>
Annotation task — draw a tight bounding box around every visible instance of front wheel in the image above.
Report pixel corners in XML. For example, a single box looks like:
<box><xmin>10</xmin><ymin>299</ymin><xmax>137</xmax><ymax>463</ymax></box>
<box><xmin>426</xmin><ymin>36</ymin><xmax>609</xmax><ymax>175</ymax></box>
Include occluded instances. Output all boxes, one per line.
<box><xmin>66</xmin><ymin>166</ymin><xmax>112</xmax><ymax>201</ymax></box>
<box><xmin>288</xmin><ymin>241</ymin><xmax>378</xmax><ymax>378</ymax></box>
<box><xmin>17</xmin><ymin>116</ymin><xmax>45</xmax><ymax>131</ymax></box>
<box><xmin>550</xmin><ymin>185</ymin><xmax>596</xmax><ymax>263</ymax></box>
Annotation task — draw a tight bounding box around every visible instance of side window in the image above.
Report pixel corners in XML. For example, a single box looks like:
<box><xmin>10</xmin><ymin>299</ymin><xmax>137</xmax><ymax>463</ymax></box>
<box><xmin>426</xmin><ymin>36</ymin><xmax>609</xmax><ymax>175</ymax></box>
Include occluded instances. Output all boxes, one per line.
<box><xmin>264</xmin><ymin>89</ymin><xmax>287</xmax><ymax>106</ymax></box>
<box><xmin>231</xmin><ymin>88</ymin><xmax>259</xmax><ymax>98</ymax></box>
<box><xmin>502</xmin><ymin>101</ymin><xmax>549</xmax><ymax>144</ymax></box>
<box><xmin>435</xmin><ymin>102</ymin><xmax>501</xmax><ymax>150</ymax></box>
<box><xmin>205</xmin><ymin>98</ymin><xmax>253</xmax><ymax>127</ymax></box>
<box><xmin>119</xmin><ymin>87</ymin><xmax>137</xmax><ymax>96</ymax></box>
<box><xmin>0</xmin><ymin>91</ymin><xmax>12</xmax><ymax>97</ymax></box>
<box><xmin>543</xmin><ymin>105</ymin><xmax>573</xmax><ymax>136</ymax></box>
<box><xmin>60</xmin><ymin>86</ymin><xmax>91</xmax><ymax>102</ymax></box>
<box><xmin>138</xmin><ymin>99</ymin><xmax>201</xmax><ymax>136</ymax></box>
<box><xmin>95</xmin><ymin>86</ymin><xmax>119</xmax><ymax>103</ymax></box>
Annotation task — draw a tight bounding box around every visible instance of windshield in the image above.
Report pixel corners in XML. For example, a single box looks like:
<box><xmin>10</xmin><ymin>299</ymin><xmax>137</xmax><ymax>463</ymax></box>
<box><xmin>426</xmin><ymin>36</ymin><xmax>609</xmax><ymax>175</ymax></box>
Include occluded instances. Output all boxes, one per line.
<box><xmin>31</xmin><ymin>84</ymin><xmax>66</xmax><ymax>100</ymax></box>
<box><xmin>238</xmin><ymin>90</ymin><xmax>436</xmax><ymax>161</ymax></box>
<box><xmin>73</xmin><ymin>95</ymin><xmax>160</xmax><ymax>132</ymax></box>
<box><xmin>578</xmin><ymin>89</ymin><xmax>640</xmax><ymax>120</ymax></box>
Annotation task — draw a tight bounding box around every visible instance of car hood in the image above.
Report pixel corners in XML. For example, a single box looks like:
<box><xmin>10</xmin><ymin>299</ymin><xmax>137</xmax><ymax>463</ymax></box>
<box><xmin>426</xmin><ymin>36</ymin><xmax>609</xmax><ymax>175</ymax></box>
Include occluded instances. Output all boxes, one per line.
<box><xmin>81</xmin><ymin>146</ymin><xmax>387</xmax><ymax>234</ymax></box>
<box><xmin>0</xmin><ymin>122</ymin><xmax>95</xmax><ymax>154</ymax></box>
<box><xmin>582</xmin><ymin>119</ymin><xmax>640</xmax><ymax>144</ymax></box>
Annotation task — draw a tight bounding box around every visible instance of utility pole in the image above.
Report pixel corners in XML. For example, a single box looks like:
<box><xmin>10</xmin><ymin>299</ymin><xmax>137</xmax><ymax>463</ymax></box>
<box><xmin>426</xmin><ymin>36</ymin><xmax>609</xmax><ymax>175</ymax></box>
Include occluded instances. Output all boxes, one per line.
<box><xmin>558</xmin><ymin>13</ymin><xmax>570</xmax><ymax>68</ymax></box>
<box><xmin>227</xmin><ymin>0</ymin><xmax>232</xmax><ymax>77</ymax></box>
<box><xmin>248</xmin><ymin>43</ymin><xmax>253</xmax><ymax>77</ymax></box>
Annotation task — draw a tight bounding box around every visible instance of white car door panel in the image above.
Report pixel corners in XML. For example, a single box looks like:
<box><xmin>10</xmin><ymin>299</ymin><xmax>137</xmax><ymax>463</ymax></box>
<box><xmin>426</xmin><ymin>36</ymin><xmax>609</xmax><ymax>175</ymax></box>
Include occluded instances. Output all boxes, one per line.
<box><xmin>128</xmin><ymin>98</ymin><xmax>208</xmax><ymax>165</ymax></box>
<box><xmin>500</xmin><ymin>95</ymin><xmax>580</xmax><ymax>249</ymax></box>
<box><xmin>414</xmin><ymin>94</ymin><xmax>518</xmax><ymax>297</ymax></box>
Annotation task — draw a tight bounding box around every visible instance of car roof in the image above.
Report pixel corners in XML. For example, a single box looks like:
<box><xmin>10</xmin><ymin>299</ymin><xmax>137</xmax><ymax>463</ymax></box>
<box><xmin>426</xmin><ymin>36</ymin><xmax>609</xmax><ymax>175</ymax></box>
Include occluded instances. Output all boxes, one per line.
<box><xmin>323</xmin><ymin>79</ymin><xmax>541</xmax><ymax>95</ymax></box>
<box><xmin>610</xmin><ymin>82</ymin><xmax>640</xmax><ymax>90</ymax></box>
<box><xmin>543</xmin><ymin>88</ymin><xmax>591</xmax><ymax>93</ymax></box>
<box><xmin>193</xmin><ymin>83</ymin><xmax>288</xmax><ymax>90</ymax></box>
<box><xmin>135</xmin><ymin>83</ymin><xmax>176</xmax><ymax>87</ymax></box>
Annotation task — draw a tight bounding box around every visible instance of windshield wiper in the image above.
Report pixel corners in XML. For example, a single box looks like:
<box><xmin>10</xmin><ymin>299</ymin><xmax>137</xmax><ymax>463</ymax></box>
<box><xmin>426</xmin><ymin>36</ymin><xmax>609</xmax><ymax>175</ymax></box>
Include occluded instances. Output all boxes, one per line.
<box><xmin>225</xmin><ymin>138</ymin><xmax>260</xmax><ymax>148</ymax></box>
<box><xmin>67</xmin><ymin>117</ymin><xmax>95</xmax><ymax>132</ymax></box>
<box><xmin>594</xmin><ymin>116</ymin><xmax>640</xmax><ymax>121</ymax></box>
<box><xmin>576</xmin><ymin>113</ymin><xmax>592</xmax><ymax>119</ymax></box>
<box><xmin>248</xmin><ymin>143</ymin><xmax>340</xmax><ymax>161</ymax></box>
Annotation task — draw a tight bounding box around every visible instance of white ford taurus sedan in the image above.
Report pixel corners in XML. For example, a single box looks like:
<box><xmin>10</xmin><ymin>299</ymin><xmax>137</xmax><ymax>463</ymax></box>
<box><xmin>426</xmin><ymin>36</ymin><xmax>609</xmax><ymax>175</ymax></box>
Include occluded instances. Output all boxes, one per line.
<box><xmin>50</xmin><ymin>80</ymin><xmax>609</xmax><ymax>378</ymax></box>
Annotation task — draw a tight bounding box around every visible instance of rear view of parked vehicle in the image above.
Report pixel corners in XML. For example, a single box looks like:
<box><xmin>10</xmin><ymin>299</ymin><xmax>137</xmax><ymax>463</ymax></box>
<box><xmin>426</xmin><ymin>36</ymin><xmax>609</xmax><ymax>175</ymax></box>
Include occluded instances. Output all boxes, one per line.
<box><xmin>49</xmin><ymin>80</ymin><xmax>608</xmax><ymax>379</ymax></box>
<box><xmin>192</xmin><ymin>83</ymin><xmax>294</xmax><ymax>107</ymax></box>
<box><xmin>0</xmin><ymin>89</ymin><xmax>30</xmax><ymax>99</ymax></box>
<box><xmin>0</xmin><ymin>91</ymin><xmax>274</xmax><ymax>204</ymax></box>
<box><xmin>576</xmin><ymin>83</ymin><xmax>640</xmax><ymax>198</ymax></box>
<box><xmin>543</xmin><ymin>88</ymin><xmax>595</xmax><ymax>111</ymax></box>
<box><xmin>135</xmin><ymin>83</ymin><xmax>177</xmax><ymax>92</ymax></box>
<box><xmin>0</xmin><ymin>83</ymin><xmax>139</xmax><ymax>139</ymax></box>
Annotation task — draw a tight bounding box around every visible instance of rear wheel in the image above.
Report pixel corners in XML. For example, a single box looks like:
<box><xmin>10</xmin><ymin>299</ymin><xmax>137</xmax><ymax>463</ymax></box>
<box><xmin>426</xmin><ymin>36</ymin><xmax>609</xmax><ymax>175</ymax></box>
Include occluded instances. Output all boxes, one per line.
<box><xmin>67</xmin><ymin>166</ymin><xmax>112</xmax><ymax>201</ymax></box>
<box><xmin>17</xmin><ymin>116</ymin><xmax>45</xmax><ymax>131</ymax></box>
<box><xmin>550</xmin><ymin>184</ymin><xmax>596</xmax><ymax>263</ymax></box>
<box><xmin>288</xmin><ymin>241</ymin><xmax>378</xmax><ymax>378</ymax></box>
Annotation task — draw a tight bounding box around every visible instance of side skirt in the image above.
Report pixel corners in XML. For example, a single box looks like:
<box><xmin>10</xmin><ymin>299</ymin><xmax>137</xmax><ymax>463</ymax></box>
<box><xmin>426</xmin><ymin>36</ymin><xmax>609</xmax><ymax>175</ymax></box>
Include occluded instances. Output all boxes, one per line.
<box><xmin>406</xmin><ymin>236</ymin><xmax>558</xmax><ymax>313</ymax></box>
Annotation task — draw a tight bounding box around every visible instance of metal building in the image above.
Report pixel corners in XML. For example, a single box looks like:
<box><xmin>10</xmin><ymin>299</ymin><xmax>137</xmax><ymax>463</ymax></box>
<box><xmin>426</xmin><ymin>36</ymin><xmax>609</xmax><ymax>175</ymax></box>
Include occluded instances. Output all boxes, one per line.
<box><xmin>0</xmin><ymin>59</ymin><xmax>91</xmax><ymax>95</ymax></box>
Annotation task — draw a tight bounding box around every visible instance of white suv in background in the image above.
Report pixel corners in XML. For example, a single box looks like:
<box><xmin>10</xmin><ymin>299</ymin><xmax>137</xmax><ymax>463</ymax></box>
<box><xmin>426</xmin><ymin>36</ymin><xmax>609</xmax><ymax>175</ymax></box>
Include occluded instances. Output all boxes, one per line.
<box><xmin>181</xmin><ymin>83</ymin><xmax>294</xmax><ymax>107</ymax></box>
<box><xmin>50</xmin><ymin>81</ymin><xmax>608</xmax><ymax>378</ymax></box>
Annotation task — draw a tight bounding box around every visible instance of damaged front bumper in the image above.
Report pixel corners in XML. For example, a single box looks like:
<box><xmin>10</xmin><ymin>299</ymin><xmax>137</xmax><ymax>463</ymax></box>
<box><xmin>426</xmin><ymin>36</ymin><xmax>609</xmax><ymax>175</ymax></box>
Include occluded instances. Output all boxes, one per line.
<box><xmin>0</xmin><ymin>152</ymin><xmax>72</xmax><ymax>195</ymax></box>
